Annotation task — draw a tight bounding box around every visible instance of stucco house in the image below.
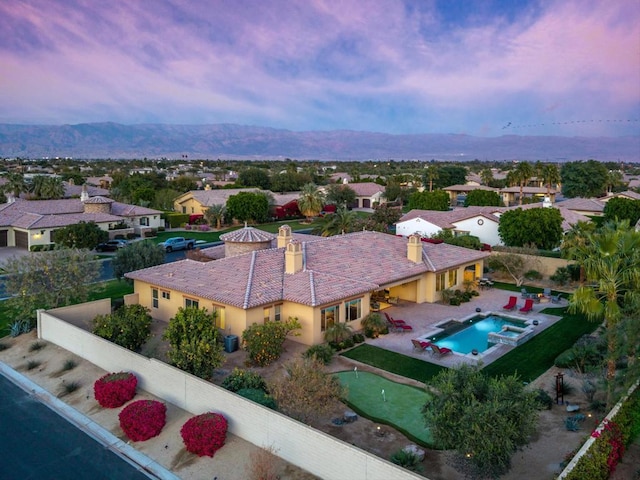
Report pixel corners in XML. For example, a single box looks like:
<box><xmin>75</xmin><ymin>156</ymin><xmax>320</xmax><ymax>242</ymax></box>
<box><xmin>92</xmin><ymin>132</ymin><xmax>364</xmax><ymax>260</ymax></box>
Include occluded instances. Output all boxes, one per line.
<box><xmin>345</xmin><ymin>182</ymin><xmax>386</xmax><ymax>210</ymax></box>
<box><xmin>442</xmin><ymin>185</ymin><xmax>500</xmax><ymax>206</ymax></box>
<box><xmin>396</xmin><ymin>207</ymin><xmax>502</xmax><ymax>246</ymax></box>
<box><xmin>173</xmin><ymin>188</ymin><xmax>300</xmax><ymax>216</ymax></box>
<box><xmin>0</xmin><ymin>195</ymin><xmax>162</xmax><ymax>249</ymax></box>
<box><xmin>125</xmin><ymin>226</ymin><xmax>489</xmax><ymax>346</ymax></box>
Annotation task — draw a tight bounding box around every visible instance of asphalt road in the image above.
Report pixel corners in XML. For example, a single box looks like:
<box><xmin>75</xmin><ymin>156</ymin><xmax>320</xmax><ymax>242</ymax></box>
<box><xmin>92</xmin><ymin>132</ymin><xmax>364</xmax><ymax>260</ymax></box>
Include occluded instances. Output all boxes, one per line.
<box><xmin>0</xmin><ymin>374</ymin><xmax>152</xmax><ymax>480</ymax></box>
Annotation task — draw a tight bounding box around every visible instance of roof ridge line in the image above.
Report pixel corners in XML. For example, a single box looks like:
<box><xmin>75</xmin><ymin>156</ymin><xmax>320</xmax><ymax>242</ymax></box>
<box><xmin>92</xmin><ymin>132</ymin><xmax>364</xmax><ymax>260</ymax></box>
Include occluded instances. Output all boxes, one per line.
<box><xmin>243</xmin><ymin>250</ymin><xmax>257</xmax><ymax>309</ymax></box>
<box><xmin>309</xmin><ymin>270</ymin><xmax>316</xmax><ymax>306</ymax></box>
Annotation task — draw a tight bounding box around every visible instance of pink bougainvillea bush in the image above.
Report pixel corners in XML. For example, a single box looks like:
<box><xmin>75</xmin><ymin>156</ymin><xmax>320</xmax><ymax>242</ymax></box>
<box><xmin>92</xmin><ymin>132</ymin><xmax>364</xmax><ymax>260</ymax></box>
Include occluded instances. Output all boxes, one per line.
<box><xmin>119</xmin><ymin>400</ymin><xmax>167</xmax><ymax>442</ymax></box>
<box><xmin>180</xmin><ymin>412</ymin><xmax>228</xmax><ymax>457</ymax></box>
<box><xmin>94</xmin><ymin>372</ymin><xmax>138</xmax><ymax>408</ymax></box>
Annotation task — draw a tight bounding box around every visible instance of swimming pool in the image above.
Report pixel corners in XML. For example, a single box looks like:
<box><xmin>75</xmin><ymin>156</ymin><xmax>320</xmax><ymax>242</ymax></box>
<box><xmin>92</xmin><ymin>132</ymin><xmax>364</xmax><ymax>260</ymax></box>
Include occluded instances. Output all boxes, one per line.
<box><xmin>431</xmin><ymin>315</ymin><xmax>528</xmax><ymax>354</ymax></box>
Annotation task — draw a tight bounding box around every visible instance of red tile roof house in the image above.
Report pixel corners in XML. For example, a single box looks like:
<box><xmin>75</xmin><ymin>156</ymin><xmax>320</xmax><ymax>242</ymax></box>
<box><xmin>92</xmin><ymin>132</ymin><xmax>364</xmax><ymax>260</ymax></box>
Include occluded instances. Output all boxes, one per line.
<box><xmin>125</xmin><ymin>226</ymin><xmax>490</xmax><ymax>346</ymax></box>
<box><xmin>344</xmin><ymin>182</ymin><xmax>386</xmax><ymax>210</ymax></box>
<box><xmin>0</xmin><ymin>196</ymin><xmax>162</xmax><ymax>250</ymax></box>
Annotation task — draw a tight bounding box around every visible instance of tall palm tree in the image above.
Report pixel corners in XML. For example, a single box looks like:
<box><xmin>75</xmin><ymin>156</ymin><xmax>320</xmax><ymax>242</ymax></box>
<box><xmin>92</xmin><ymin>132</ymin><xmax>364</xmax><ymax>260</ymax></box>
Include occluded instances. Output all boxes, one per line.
<box><xmin>297</xmin><ymin>183</ymin><xmax>324</xmax><ymax>222</ymax></box>
<box><xmin>40</xmin><ymin>177</ymin><xmax>65</xmax><ymax>199</ymax></box>
<box><xmin>311</xmin><ymin>208</ymin><xmax>357</xmax><ymax>237</ymax></box>
<box><xmin>513</xmin><ymin>161</ymin><xmax>534</xmax><ymax>206</ymax></box>
<box><xmin>480</xmin><ymin>168</ymin><xmax>493</xmax><ymax>186</ymax></box>
<box><xmin>2</xmin><ymin>172</ymin><xmax>27</xmax><ymax>199</ymax></box>
<box><xmin>423</xmin><ymin>165</ymin><xmax>439</xmax><ymax>192</ymax></box>
<box><xmin>541</xmin><ymin>164</ymin><xmax>561</xmax><ymax>197</ymax></box>
<box><xmin>566</xmin><ymin>220</ymin><xmax>640</xmax><ymax>405</ymax></box>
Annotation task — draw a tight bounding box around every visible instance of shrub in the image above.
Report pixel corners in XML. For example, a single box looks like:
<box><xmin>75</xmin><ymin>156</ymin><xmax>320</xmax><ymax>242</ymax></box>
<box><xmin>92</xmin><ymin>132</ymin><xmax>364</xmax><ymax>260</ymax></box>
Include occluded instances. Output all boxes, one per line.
<box><xmin>119</xmin><ymin>400</ymin><xmax>166</xmax><ymax>442</ymax></box>
<box><xmin>92</xmin><ymin>304</ymin><xmax>152</xmax><ymax>351</ymax></box>
<box><xmin>360</xmin><ymin>313</ymin><xmax>387</xmax><ymax>338</ymax></box>
<box><xmin>352</xmin><ymin>333</ymin><xmax>365</xmax><ymax>343</ymax></box>
<box><xmin>303</xmin><ymin>344</ymin><xmax>335</xmax><ymax>365</ymax></box>
<box><xmin>524</xmin><ymin>269</ymin><xmax>543</xmax><ymax>281</ymax></box>
<box><xmin>94</xmin><ymin>372</ymin><xmax>138</xmax><ymax>408</ymax></box>
<box><xmin>221</xmin><ymin>368</ymin><xmax>268</xmax><ymax>393</ymax></box>
<box><xmin>180</xmin><ymin>412</ymin><xmax>228</xmax><ymax>457</ymax></box>
<box><xmin>323</xmin><ymin>322</ymin><xmax>353</xmax><ymax>344</ymax></box>
<box><xmin>237</xmin><ymin>388</ymin><xmax>277</xmax><ymax>409</ymax></box>
<box><xmin>62</xmin><ymin>359</ymin><xmax>77</xmax><ymax>371</ymax></box>
<box><xmin>60</xmin><ymin>381</ymin><xmax>81</xmax><ymax>396</ymax></box>
<box><xmin>242</xmin><ymin>317</ymin><xmax>301</xmax><ymax>367</ymax></box>
<box><xmin>450</xmin><ymin>297</ymin><xmax>461</xmax><ymax>306</ymax></box>
<box><xmin>550</xmin><ymin>266</ymin><xmax>572</xmax><ymax>285</ymax></box>
<box><xmin>534</xmin><ymin>388</ymin><xmax>553</xmax><ymax>410</ymax></box>
<box><xmin>26</xmin><ymin>360</ymin><xmax>41</xmax><ymax>370</ymax></box>
<box><xmin>29</xmin><ymin>341</ymin><xmax>45</xmax><ymax>352</ymax></box>
<box><xmin>8</xmin><ymin>319</ymin><xmax>32</xmax><ymax>337</ymax></box>
<box><xmin>390</xmin><ymin>449</ymin><xmax>423</xmax><ymax>473</ymax></box>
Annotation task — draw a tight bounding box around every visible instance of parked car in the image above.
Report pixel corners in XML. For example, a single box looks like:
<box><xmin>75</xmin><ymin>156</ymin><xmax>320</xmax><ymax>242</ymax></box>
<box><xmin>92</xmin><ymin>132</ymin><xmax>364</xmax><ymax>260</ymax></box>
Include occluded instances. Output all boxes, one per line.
<box><xmin>95</xmin><ymin>239</ymin><xmax>129</xmax><ymax>252</ymax></box>
<box><xmin>158</xmin><ymin>236</ymin><xmax>196</xmax><ymax>252</ymax></box>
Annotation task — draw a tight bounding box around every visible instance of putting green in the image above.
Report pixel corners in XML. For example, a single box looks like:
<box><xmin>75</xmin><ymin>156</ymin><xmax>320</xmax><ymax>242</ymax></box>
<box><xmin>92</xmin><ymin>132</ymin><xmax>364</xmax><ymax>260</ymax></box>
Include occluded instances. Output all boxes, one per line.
<box><xmin>335</xmin><ymin>370</ymin><xmax>434</xmax><ymax>446</ymax></box>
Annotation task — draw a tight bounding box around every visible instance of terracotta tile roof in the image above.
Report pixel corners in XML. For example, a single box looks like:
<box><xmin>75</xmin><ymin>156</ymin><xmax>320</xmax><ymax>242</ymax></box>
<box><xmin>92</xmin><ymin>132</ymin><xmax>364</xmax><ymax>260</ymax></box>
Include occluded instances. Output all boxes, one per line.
<box><xmin>398</xmin><ymin>207</ymin><xmax>500</xmax><ymax>228</ymax></box>
<box><xmin>347</xmin><ymin>182</ymin><xmax>385</xmax><ymax>197</ymax></box>
<box><xmin>220</xmin><ymin>226</ymin><xmax>276</xmax><ymax>243</ymax></box>
<box><xmin>110</xmin><ymin>202</ymin><xmax>162</xmax><ymax>217</ymax></box>
<box><xmin>556</xmin><ymin>197</ymin><xmax>605</xmax><ymax>213</ymax></box>
<box><xmin>178</xmin><ymin>189</ymin><xmax>299</xmax><ymax>207</ymax></box>
<box><xmin>127</xmin><ymin>230</ymin><xmax>489</xmax><ymax>309</ymax></box>
<box><xmin>443</xmin><ymin>184</ymin><xmax>499</xmax><ymax>192</ymax></box>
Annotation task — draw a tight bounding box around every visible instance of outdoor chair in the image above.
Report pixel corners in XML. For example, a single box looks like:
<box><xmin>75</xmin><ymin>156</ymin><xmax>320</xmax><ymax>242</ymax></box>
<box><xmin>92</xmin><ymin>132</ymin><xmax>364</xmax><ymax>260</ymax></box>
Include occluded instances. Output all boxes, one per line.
<box><xmin>411</xmin><ymin>339</ymin><xmax>430</xmax><ymax>352</ymax></box>
<box><xmin>502</xmin><ymin>296</ymin><xmax>518</xmax><ymax>311</ymax></box>
<box><xmin>430</xmin><ymin>344</ymin><xmax>452</xmax><ymax>357</ymax></box>
<box><xmin>551</xmin><ymin>293</ymin><xmax>563</xmax><ymax>304</ymax></box>
<box><xmin>519</xmin><ymin>298</ymin><xmax>534</xmax><ymax>314</ymax></box>
<box><xmin>387</xmin><ymin>296</ymin><xmax>399</xmax><ymax>305</ymax></box>
<box><xmin>521</xmin><ymin>288</ymin><xmax>529</xmax><ymax>298</ymax></box>
<box><xmin>384</xmin><ymin>312</ymin><xmax>406</xmax><ymax>325</ymax></box>
<box><xmin>543</xmin><ymin>287</ymin><xmax>552</xmax><ymax>297</ymax></box>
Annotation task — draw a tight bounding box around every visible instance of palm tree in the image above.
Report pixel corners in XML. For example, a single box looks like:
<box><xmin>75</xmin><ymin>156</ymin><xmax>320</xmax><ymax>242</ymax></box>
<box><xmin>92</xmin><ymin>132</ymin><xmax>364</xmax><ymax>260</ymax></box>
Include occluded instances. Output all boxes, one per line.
<box><xmin>566</xmin><ymin>220</ymin><xmax>640</xmax><ymax>405</ymax></box>
<box><xmin>512</xmin><ymin>161</ymin><xmax>534</xmax><ymax>206</ymax></box>
<box><xmin>204</xmin><ymin>204</ymin><xmax>226</xmax><ymax>229</ymax></box>
<box><xmin>323</xmin><ymin>322</ymin><xmax>353</xmax><ymax>344</ymax></box>
<box><xmin>541</xmin><ymin>164</ymin><xmax>561</xmax><ymax>197</ymax></box>
<box><xmin>2</xmin><ymin>172</ymin><xmax>27</xmax><ymax>199</ymax></box>
<box><xmin>424</xmin><ymin>165</ymin><xmax>439</xmax><ymax>192</ymax></box>
<box><xmin>40</xmin><ymin>177</ymin><xmax>65</xmax><ymax>199</ymax></box>
<box><xmin>311</xmin><ymin>208</ymin><xmax>357</xmax><ymax>237</ymax></box>
<box><xmin>480</xmin><ymin>168</ymin><xmax>493</xmax><ymax>186</ymax></box>
<box><xmin>297</xmin><ymin>183</ymin><xmax>324</xmax><ymax>222</ymax></box>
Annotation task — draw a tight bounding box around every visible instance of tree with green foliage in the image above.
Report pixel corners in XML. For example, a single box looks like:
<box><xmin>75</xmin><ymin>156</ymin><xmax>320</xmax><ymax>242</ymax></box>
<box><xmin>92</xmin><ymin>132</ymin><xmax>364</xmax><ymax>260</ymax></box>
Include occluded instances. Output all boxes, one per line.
<box><xmin>29</xmin><ymin>175</ymin><xmax>65</xmax><ymax>199</ymax></box>
<box><xmin>423</xmin><ymin>364</ymin><xmax>538</xmax><ymax>478</ymax></box>
<box><xmin>464</xmin><ymin>189</ymin><xmax>502</xmax><ymax>207</ymax></box>
<box><xmin>356</xmin><ymin>203</ymin><xmax>402</xmax><ymax>233</ymax></box>
<box><xmin>498</xmin><ymin>207</ymin><xmax>563</xmax><ymax>250</ymax></box>
<box><xmin>432</xmin><ymin>229</ymin><xmax>482</xmax><ymax>250</ymax></box>
<box><xmin>242</xmin><ymin>317</ymin><xmax>301</xmax><ymax>367</ymax></box>
<box><xmin>269</xmin><ymin>356</ymin><xmax>345</xmax><ymax>424</ymax></box>
<box><xmin>297</xmin><ymin>183</ymin><xmax>324</xmax><ymax>222</ymax></box>
<box><xmin>603</xmin><ymin>197</ymin><xmax>640</xmax><ymax>227</ymax></box>
<box><xmin>511</xmin><ymin>161</ymin><xmax>534</xmax><ymax>206</ymax></box>
<box><xmin>163</xmin><ymin>307</ymin><xmax>225</xmax><ymax>379</ymax></box>
<box><xmin>325</xmin><ymin>183</ymin><xmax>357</xmax><ymax>208</ymax></box>
<box><xmin>171</xmin><ymin>175</ymin><xmax>198</xmax><ymax>193</ymax></box>
<box><xmin>4</xmin><ymin>248</ymin><xmax>99</xmax><ymax>322</ymax></box>
<box><xmin>479</xmin><ymin>168</ymin><xmax>494</xmax><ymax>186</ymax></box>
<box><xmin>53</xmin><ymin>221</ymin><xmax>108</xmax><ymax>249</ymax></box>
<box><xmin>432</xmin><ymin>165</ymin><xmax>467</xmax><ymax>189</ymax></box>
<box><xmin>271</xmin><ymin>170</ymin><xmax>312</xmax><ymax>192</ymax></box>
<box><xmin>487</xmin><ymin>246</ymin><xmax>542</xmax><ymax>287</ymax></box>
<box><xmin>112</xmin><ymin>240</ymin><xmax>165</xmax><ymax>280</ymax></box>
<box><xmin>422</xmin><ymin>165</ymin><xmax>439</xmax><ymax>192</ymax></box>
<box><xmin>384</xmin><ymin>177</ymin><xmax>415</xmax><ymax>206</ymax></box>
<box><xmin>237</xmin><ymin>167</ymin><xmax>271</xmax><ymax>190</ymax></box>
<box><xmin>92</xmin><ymin>304</ymin><xmax>152</xmax><ymax>351</ymax></box>
<box><xmin>203</xmin><ymin>203</ymin><xmax>226</xmax><ymax>229</ymax></box>
<box><xmin>565</xmin><ymin>220</ymin><xmax>640</xmax><ymax>405</ymax></box>
<box><xmin>226</xmin><ymin>191</ymin><xmax>270</xmax><ymax>223</ymax></box>
<box><xmin>561</xmin><ymin>160</ymin><xmax>609</xmax><ymax>198</ymax></box>
<box><xmin>152</xmin><ymin>188</ymin><xmax>181</xmax><ymax>211</ymax></box>
<box><xmin>407</xmin><ymin>190</ymin><xmax>449</xmax><ymax>211</ymax></box>
<box><xmin>111</xmin><ymin>172</ymin><xmax>168</xmax><ymax>204</ymax></box>
<box><xmin>311</xmin><ymin>208</ymin><xmax>358</xmax><ymax>236</ymax></box>
<box><xmin>1</xmin><ymin>172</ymin><xmax>28</xmax><ymax>198</ymax></box>
<box><xmin>541</xmin><ymin>163</ymin><xmax>561</xmax><ymax>196</ymax></box>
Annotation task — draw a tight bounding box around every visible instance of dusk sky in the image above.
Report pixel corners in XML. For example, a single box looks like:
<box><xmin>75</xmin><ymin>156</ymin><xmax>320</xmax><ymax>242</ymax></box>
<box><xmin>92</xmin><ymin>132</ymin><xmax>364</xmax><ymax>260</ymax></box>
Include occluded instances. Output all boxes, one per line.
<box><xmin>1</xmin><ymin>0</ymin><xmax>639</xmax><ymax>137</ymax></box>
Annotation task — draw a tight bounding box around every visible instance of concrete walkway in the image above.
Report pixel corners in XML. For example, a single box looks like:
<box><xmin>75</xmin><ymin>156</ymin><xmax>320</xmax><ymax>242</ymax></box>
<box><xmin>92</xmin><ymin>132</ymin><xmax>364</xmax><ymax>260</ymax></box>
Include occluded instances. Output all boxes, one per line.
<box><xmin>368</xmin><ymin>287</ymin><xmax>565</xmax><ymax>369</ymax></box>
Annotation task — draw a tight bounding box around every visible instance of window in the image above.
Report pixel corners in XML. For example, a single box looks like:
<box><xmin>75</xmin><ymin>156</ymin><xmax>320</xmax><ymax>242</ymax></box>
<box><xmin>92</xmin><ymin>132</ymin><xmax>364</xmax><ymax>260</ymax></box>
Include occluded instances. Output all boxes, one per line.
<box><xmin>182</xmin><ymin>206</ymin><xmax>186</xmax><ymax>214</ymax></box>
<box><xmin>274</xmin><ymin>304</ymin><xmax>282</xmax><ymax>322</ymax></box>
<box><xmin>185</xmin><ymin>298</ymin><xmax>199</xmax><ymax>309</ymax></box>
<box><xmin>345</xmin><ymin>298</ymin><xmax>362</xmax><ymax>322</ymax></box>
<box><xmin>152</xmin><ymin>288</ymin><xmax>158</xmax><ymax>308</ymax></box>
<box><xmin>436</xmin><ymin>272</ymin><xmax>446</xmax><ymax>291</ymax></box>
<box><xmin>321</xmin><ymin>305</ymin><xmax>339</xmax><ymax>332</ymax></box>
<box><xmin>211</xmin><ymin>304</ymin><xmax>225</xmax><ymax>329</ymax></box>
<box><xmin>162</xmin><ymin>291</ymin><xmax>170</xmax><ymax>300</ymax></box>
<box><xmin>140</xmin><ymin>217</ymin><xmax>149</xmax><ymax>226</ymax></box>
<box><xmin>263</xmin><ymin>307</ymin><xmax>271</xmax><ymax>322</ymax></box>
<box><xmin>448</xmin><ymin>269</ymin><xmax>458</xmax><ymax>287</ymax></box>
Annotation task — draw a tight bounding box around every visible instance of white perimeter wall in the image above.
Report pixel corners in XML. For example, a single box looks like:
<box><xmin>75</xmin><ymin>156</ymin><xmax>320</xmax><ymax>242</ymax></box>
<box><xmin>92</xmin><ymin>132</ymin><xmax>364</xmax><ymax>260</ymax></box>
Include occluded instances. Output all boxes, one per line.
<box><xmin>37</xmin><ymin>303</ymin><xmax>424</xmax><ymax>480</ymax></box>
<box><xmin>396</xmin><ymin>218</ymin><xmax>440</xmax><ymax>238</ymax></box>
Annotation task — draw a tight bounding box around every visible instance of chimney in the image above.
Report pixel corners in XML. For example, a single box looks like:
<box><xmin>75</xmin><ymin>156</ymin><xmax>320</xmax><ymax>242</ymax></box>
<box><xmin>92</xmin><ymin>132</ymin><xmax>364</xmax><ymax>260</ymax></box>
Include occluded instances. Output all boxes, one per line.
<box><xmin>204</xmin><ymin>183</ymin><xmax>211</xmax><ymax>190</ymax></box>
<box><xmin>6</xmin><ymin>193</ymin><xmax>15</xmax><ymax>204</ymax></box>
<box><xmin>80</xmin><ymin>184</ymin><xmax>89</xmax><ymax>202</ymax></box>
<box><xmin>277</xmin><ymin>224</ymin><xmax>292</xmax><ymax>248</ymax></box>
<box><xmin>407</xmin><ymin>234</ymin><xmax>422</xmax><ymax>263</ymax></box>
<box><xmin>285</xmin><ymin>239</ymin><xmax>303</xmax><ymax>274</ymax></box>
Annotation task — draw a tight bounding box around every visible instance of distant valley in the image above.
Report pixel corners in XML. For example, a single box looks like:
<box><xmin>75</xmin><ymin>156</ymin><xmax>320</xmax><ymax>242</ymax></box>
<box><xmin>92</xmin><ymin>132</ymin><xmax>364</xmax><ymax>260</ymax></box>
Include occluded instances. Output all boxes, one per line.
<box><xmin>0</xmin><ymin>122</ymin><xmax>638</xmax><ymax>161</ymax></box>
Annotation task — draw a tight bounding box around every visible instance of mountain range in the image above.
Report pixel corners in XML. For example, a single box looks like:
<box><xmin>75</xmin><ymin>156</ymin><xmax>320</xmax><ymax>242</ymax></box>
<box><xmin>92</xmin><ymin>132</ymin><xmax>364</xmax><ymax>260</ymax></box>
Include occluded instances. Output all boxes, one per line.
<box><xmin>0</xmin><ymin>122</ymin><xmax>638</xmax><ymax>161</ymax></box>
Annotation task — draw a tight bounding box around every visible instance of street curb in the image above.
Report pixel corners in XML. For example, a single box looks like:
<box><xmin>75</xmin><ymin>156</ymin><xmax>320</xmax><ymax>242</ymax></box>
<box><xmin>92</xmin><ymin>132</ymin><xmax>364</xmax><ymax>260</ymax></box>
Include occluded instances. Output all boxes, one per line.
<box><xmin>0</xmin><ymin>361</ymin><xmax>180</xmax><ymax>480</ymax></box>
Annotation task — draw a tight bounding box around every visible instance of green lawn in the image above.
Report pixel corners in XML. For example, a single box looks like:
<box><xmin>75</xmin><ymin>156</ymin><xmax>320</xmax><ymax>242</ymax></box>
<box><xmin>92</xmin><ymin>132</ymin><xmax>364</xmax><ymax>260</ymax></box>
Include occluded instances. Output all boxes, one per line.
<box><xmin>0</xmin><ymin>279</ymin><xmax>134</xmax><ymax>335</ymax></box>
<box><xmin>482</xmin><ymin>307</ymin><xmax>600</xmax><ymax>382</ymax></box>
<box><xmin>341</xmin><ymin>308</ymin><xmax>600</xmax><ymax>386</ymax></box>
<box><xmin>335</xmin><ymin>370</ymin><xmax>434</xmax><ymax>446</ymax></box>
<box><xmin>341</xmin><ymin>344</ymin><xmax>445</xmax><ymax>383</ymax></box>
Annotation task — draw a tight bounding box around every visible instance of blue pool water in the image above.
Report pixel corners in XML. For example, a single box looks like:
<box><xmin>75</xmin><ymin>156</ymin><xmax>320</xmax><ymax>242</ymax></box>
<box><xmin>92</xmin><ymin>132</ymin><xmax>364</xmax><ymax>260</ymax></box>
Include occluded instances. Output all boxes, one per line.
<box><xmin>432</xmin><ymin>316</ymin><xmax>525</xmax><ymax>354</ymax></box>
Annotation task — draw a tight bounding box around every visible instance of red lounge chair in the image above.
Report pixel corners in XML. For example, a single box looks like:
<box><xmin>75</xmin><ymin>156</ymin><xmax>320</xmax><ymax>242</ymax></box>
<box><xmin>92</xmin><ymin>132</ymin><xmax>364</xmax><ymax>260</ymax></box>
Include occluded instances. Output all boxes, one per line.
<box><xmin>519</xmin><ymin>298</ymin><xmax>534</xmax><ymax>314</ymax></box>
<box><xmin>411</xmin><ymin>339</ymin><xmax>430</xmax><ymax>352</ymax></box>
<box><xmin>393</xmin><ymin>321</ymin><xmax>413</xmax><ymax>332</ymax></box>
<box><xmin>430</xmin><ymin>344</ymin><xmax>452</xmax><ymax>357</ymax></box>
<box><xmin>502</xmin><ymin>296</ymin><xmax>518</xmax><ymax>311</ymax></box>
<box><xmin>384</xmin><ymin>312</ymin><xmax>406</xmax><ymax>325</ymax></box>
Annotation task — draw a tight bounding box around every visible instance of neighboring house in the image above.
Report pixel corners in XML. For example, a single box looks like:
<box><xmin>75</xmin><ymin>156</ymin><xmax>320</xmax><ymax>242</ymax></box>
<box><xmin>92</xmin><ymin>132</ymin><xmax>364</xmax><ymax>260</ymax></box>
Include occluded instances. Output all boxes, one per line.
<box><xmin>173</xmin><ymin>188</ymin><xmax>300</xmax><ymax>216</ymax></box>
<box><xmin>0</xmin><ymin>196</ymin><xmax>162</xmax><ymax>250</ymax></box>
<box><xmin>396</xmin><ymin>207</ymin><xmax>502</xmax><ymax>246</ymax></box>
<box><xmin>600</xmin><ymin>190</ymin><xmax>640</xmax><ymax>202</ymax></box>
<box><xmin>442</xmin><ymin>185</ymin><xmax>500</xmax><ymax>206</ymax></box>
<box><xmin>499</xmin><ymin>186</ymin><xmax>557</xmax><ymax>206</ymax></box>
<box><xmin>555</xmin><ymin>197</ymin><xmax>605</xmax><ymax>217</ymax></box>
<box><xmin>125</xmin><ymin>226</ymin><xmax>489</xmax><ymax>346</ymax></box>
<box><xmin>345</xmin><ymin>182</ymin><xmax>385</xmax><ymax>209</ymax></box>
